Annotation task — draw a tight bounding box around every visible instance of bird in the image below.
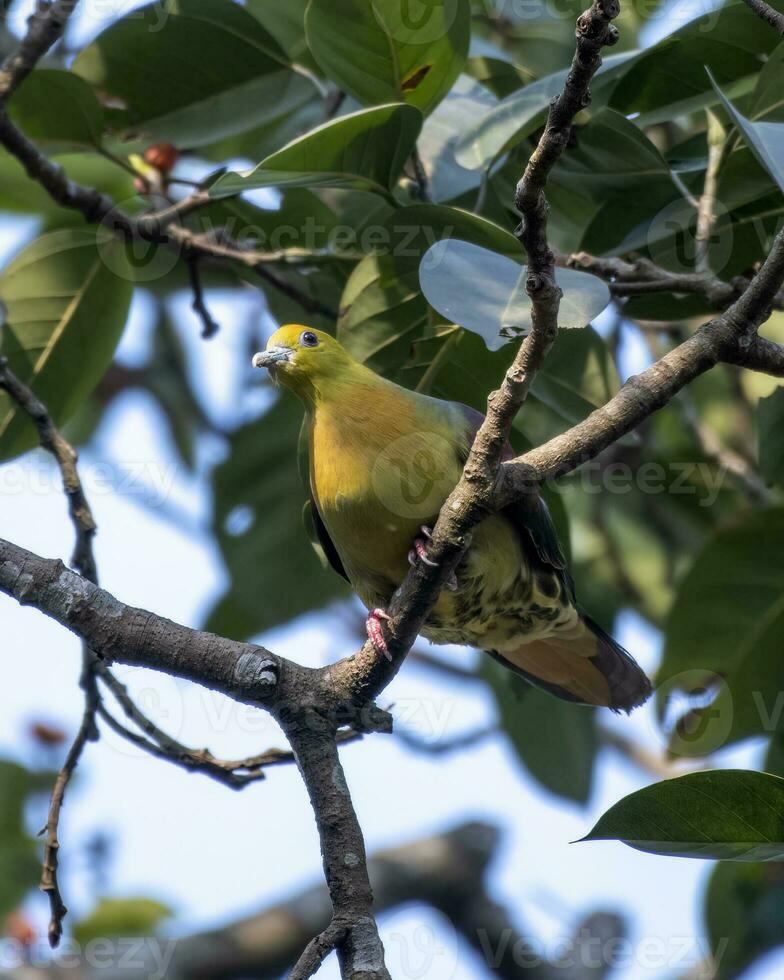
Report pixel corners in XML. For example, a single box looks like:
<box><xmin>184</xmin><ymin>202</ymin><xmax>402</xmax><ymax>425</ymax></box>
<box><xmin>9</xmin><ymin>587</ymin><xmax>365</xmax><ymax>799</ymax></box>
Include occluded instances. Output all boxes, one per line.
<box><xmin>253</xmin><ymin>325</ymin><xmax>652</xmax><ymax>712</ymax></box>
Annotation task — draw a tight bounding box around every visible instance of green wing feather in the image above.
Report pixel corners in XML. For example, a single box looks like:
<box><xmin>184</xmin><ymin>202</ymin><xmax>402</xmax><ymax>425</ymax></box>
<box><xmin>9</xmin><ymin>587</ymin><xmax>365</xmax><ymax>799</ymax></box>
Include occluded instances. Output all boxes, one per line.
<box><xmin>454</xmin><ymin>403</ymin><xmax>573</xmax><ymax>595</ymax></box>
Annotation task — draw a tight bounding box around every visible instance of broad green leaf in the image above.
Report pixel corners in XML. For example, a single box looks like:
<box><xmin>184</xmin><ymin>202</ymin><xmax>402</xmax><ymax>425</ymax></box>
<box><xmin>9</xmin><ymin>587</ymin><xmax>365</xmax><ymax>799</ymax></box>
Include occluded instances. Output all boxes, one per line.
<box><xmin>418</xmin><ymin>326</ymin><xmax>621</xmax><ymax>450</ymax></box>
<box><xmin>749</xmin><ymin>41</ymin><xmax>784</xmax><ymax>121</ymax></box>
<box><xmin>609</xmin><ymin>1</ymin><xmax>782</xmax><ymax>124</ymax></box>
<box><xmin>658</xmin><ymin>509</ymin><xmax>784</xmax><ymax>753</ymax></box>
<box><xmin>759</xmin><ymin>387</ymin><xmax>784</xmax><ymax>487</ymax></box>
<box><xmin>419</xmin><ymin>239</ymin><xmax>611</xmax><ymax>349</ymax></box>
<box><xmin>0</xmin><ymin>229</ymin><xmax>133</xmax><ymax>461</ymax></box>
<box><xmin>73</xmin><ymin>0</ymin><xmax>312</xmax><ymax>148</ymax></box>
<box><xmin>482</xmin><ymin>659</ymin><xmax>597</xmax><ymax>804</ymax></box>
<box><xmin>705</xmin><ymin>860</ymin><xmax>784</xmax><ymax>979</ymax></box>
<box><xmin>551</xmin><ymin>108</ymin><xmax>675</xmax><ymax>198</ymax></box>
<box><xmin>464</xmin><ymin>55</ymin><xmax>533</xmax><ymax>99</ymax></box>
<box><xmin>305</xmin><ymin>0</ymin><xmax>470</xmax><ymax>115</ymax></box>
<box><xmin>209</xmin><ymin>103</ymin><xmax>423</xmax><ymax>199</ymax></box>
<box><xmin>246</xmin><ymin>0</ymin><xmax>322</xmax><ymax>74</ymax></box>
<box><xmin>337</xmin><ymin>204</ymin><xmax>519</xmax><ymax>370</ymax></box>
<box><xmin>582</xmin><ymin>770</ymin><xmax>784</xmax><ymax>861</ymax></box>
<box><xmin>455</xmin><ymin>50</ymin><xmax>637</xmax><ymax>171</ymax></box>
<box><xmin>710</xmin><ymin>70</ymin><xmax>784</xmax><ymax>195</ymax></box>
<box><xmin>205</xmin><ymin>395</ymin><xmax>348</xmax><ymax>639</ymax></box>
<box><xmin>74</xmin><ymin>897</ymin><xmax>173</xmax><ymax>943</ymax></box>
<box><xmin>9</xmin><ymin>70</ymin><xmax>103</xmax><ymax>151</ymax></box>
<box><xmin>418</xmin><ymin>75</ymin><xmax>498</xmax><ymax>202</ymax></box>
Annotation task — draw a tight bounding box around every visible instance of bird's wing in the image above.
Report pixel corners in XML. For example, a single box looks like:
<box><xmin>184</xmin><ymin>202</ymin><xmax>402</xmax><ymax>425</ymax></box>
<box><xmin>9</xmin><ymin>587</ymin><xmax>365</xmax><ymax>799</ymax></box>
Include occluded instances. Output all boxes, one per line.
<box><xmin>454</xmin><ymin>403</ymin><xmax>573</xmax><ymax>598</ymax></box>
<box><xmin>304</xmin><ymin>497</ymin><xmax>350</xmax><ymax>583</ymax></box>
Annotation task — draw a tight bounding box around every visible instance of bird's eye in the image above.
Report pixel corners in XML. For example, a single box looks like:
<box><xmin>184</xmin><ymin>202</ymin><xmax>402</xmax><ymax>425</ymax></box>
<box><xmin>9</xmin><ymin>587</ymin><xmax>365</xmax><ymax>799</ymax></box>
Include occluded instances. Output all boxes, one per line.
<box><xmin>300</xmin><ymin>331</ymin><xmax>319</xmax><ymax>348</ymax></box>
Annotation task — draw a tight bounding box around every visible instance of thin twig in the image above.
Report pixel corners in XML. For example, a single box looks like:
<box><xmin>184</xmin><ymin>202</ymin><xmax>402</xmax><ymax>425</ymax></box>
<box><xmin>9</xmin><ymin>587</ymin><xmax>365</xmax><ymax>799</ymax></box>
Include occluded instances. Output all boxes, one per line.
<box><xmin>185</xmin><ymin>251</ymin><xmax>221</xmax><ymax>338</ymax></box>
<box><xmin>409</xmin><ymin>145</ymin><xmax>432</xmax><ymax>202</ymax></box>
<box><xmin>0</xmin><ymin>357</ymin><xmax>98</xmax><ymax>946</ymax></box>
<box><xmin>397</xmin><ymin>725</ymin><xmax>497</xmax><ymax>756</ymax></box>
<box><xmin>695</xmin><ymin>111</ymin><xmax>724</xmax><ymax>274</ymax></box>
<box><xmin>38</xmin><ymin>658</ymin><xmax>99</xmax><ymax>947</ymax></box>
<box><xmin>289</xmin><ymin>919</ymin><xmax>349</xmax><ymax>980</ymax></box>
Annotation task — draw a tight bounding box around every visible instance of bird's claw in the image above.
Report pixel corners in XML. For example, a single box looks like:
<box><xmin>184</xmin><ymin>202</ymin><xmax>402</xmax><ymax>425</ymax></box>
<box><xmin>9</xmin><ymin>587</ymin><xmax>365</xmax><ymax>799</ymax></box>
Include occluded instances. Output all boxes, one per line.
<box><xmin>408</xmin><ymin>526</ymin><xmax>439</xmax><ymax>568</ymax></box>
<box><xmin>366</xmin><ymin>608</ymin><xmax>391</xmax><ymax>660</ymax></box>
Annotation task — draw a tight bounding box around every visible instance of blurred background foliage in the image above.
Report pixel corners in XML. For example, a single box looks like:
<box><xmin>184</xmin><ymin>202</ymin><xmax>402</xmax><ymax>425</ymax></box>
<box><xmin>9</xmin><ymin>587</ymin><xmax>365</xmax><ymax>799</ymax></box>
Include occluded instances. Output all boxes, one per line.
<box><xmin>1</xmin><ymin>0</ymin><xmax>784</xmax><ymax>974</ymax></box>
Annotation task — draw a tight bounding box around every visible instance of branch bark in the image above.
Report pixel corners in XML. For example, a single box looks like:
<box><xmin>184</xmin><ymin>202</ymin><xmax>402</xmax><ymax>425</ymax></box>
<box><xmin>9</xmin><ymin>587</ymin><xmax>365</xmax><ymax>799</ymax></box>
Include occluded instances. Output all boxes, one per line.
<box><xmin>741</xmin><ymin>0</ymin><xmax>784</xmax><ymax>34</ymax></box>
<box><xmin>3</xmin><ymin>0</ymin><xmax>784</xmax><ymax>975</ymax></box>
<box><xmin>499</xmin><ymin>226</ymin><xmax>784</xmax><ymax>496</ymax></box>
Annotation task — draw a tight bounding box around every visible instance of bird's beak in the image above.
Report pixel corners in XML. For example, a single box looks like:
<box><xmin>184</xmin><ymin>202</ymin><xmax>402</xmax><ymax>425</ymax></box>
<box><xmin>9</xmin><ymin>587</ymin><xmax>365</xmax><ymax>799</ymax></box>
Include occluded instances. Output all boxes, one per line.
<box><xmin>252</xmin><ymin>346</ymin><xmax>294</xmax><ymax>369</ymax></box>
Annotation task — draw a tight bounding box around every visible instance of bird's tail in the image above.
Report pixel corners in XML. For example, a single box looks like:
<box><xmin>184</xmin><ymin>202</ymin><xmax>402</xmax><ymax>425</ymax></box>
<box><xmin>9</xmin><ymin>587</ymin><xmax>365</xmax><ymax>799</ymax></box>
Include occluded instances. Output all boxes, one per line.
<box><xmin>485</xmin><ymin>616</ymin><xmax>651</xmax><ymax>712</ymax></box>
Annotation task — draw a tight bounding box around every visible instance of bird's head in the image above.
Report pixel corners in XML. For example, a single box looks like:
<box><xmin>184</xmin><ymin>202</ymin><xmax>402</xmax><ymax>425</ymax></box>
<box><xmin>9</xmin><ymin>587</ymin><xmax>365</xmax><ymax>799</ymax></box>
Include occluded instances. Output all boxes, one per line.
<box><xmin>252</xmin><ymin>325</ymin><xmax>356</xmax><ymax>403</ymax></box>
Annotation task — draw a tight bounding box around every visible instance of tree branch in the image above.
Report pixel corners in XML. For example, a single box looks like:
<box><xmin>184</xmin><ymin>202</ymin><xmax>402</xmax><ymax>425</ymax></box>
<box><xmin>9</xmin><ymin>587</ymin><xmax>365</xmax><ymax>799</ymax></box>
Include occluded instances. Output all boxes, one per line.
<box><xmin>741</xmin><ymin>0</ymin><xmax>784</xmax><ymax>34</ymax></box>
<box><xmin>499</xmin><ymin>225</ymin><xmax>784</xmax><ymax>496</ymax></box>
<box><xmin>0</xmin><ymin>0</ymin><xmax>79</xmax><ymax>103</ymax></box>
<box><xmin>561</xmin><ymin>251</ymin><xmax>784</xmax><ymax>312</ymax></box>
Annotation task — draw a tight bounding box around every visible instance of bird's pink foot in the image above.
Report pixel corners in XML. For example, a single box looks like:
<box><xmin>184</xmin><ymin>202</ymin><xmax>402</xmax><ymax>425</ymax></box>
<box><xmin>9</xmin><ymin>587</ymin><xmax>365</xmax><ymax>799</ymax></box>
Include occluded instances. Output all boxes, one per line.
<box><xmin>408</xmin><ymin>526</ymin><xmax>459</xmax><ymax>590</ymax></box>
<box><xmin>408</xmin><ymin>526</ymin><xmax>438</xmax><ymax>568</ymax></box>
<box><xmin>366</xmin><ymin>608</ymin><xmax>391</xmax><ymax>659</ymax></box>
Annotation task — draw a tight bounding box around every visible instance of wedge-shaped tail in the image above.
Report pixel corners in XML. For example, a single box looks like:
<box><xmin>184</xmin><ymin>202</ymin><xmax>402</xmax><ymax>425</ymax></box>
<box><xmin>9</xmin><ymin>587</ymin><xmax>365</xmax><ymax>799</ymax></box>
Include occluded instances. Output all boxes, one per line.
<box><xmin>486</xmin><ymin>616</ymin><xmax>652</xmax><ymax>713</ymax></box>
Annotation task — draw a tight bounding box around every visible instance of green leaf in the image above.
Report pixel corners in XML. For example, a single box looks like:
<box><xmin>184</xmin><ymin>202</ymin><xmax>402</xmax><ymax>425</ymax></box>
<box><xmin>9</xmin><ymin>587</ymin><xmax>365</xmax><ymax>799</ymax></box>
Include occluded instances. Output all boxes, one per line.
<box><xmin>609</xmin><ymin>0</ymin><xmax>781</xmax><ymax>124</ymax></box>
<box><xmin>419</xmin><ymin>239</ymin><xmax>611</xmax><ymax>349</ymax></box>
<box><xmin>74</xmin><ymin>897</ymin><xmax>173</xmax><ymax>944</ymax></box>
<box><xmin>417</xmin><ymin>74</ymin><xmax>498</xmax><ymax>202</ymax></box>
<box><xmin>9</xmin><ymin>70</ymin><xmax>103</xmax><ymax>151</ymax></box>
<box><xmin>305</xmin><ymin>0</ymin><xmax>470</xmax><ymax>115</ymax></box>
<box><xmin>205</xmin><ymin>394</ymin><xmax>349</xmax><ymax>639</ymax></box>
<box><xmin>582</xmin><ymin>770</ymin><xmax>784</xmax><ymax>861</ymax></box>
<box><xmin>246</xmin><ymin>0</ymin><xmax>322</xmax><ymax>74</ymax></box>
<box><xmin>464</xmin><ymin>55</ymin><xmax>533</xmax><ymax>99</ymax></box>
<box><xmin>73</xmin><ymin>0</ymin><xmax>312</xmax><ymax>148</ymax></box>
<box><xmin>657</xmin><ymin>509</ymin><xmax>784</xmax><ymax>754</ymax></box>
<box><xmin>337</xmin><ymin>204</ymin><xmax>519</xmax><ymax>371</ymax></box>
<box><xmin>551</xmin><ymin>108</ymin><xmax>675</xmax><ymax>198</ymax></box>
<box><xmin>705</xmin><ymin>860</ymin><xmax>784</xmax><ymax>979</ymax></box>
<box><xmin>455</xmin><ymin>50</ymin><xmax>636</xmax><ymax>171</ymax></box>
<box><xmin>482</xmin><ymin>659</ymin><xmax>597</xmax><ymax>804</ymax></box>
<box><xmin>209</xmin><ymin>103</ymin><xmax>423</xmax><ymax>200</ymax></box>
<box><xmin>710</xmin><ymin>69</ymin><xmax>784</xmax><ymax>195</ymax></box>
<box><xmin>417</xmin><ymin>326</ymin><xmax>621</xmax><ymax>450</ymax></box>
<box><xmin>0</xmin><ymin>229</ymin><xmax>133</xmax><ymax>461</ymax></box>
<box><xmin>759</xmin><ymin>387</ymin><xmax>784</xmax><ymax>487</ymax></box>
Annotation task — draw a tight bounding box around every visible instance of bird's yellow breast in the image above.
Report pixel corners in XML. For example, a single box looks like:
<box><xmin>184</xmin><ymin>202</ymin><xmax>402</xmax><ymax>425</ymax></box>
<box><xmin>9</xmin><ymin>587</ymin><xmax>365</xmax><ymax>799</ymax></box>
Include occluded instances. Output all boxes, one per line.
<box><xmin>309</xmin><ymin>382</ymin><xmax>465</xmax><ymax>600</ymax></box>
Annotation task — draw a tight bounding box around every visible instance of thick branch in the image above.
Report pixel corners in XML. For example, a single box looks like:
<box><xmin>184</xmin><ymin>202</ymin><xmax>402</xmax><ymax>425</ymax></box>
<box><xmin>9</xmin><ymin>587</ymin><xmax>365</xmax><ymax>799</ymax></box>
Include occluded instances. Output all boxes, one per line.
<box><xmin>0</xmin><ymin>537</ymin><xmax>286</xmax><ymax>706</ymax></box>
<box><xmin>283</xmin><ymin>718</ymin><xmax>389</xmax><ymax>980</ymax></box>
<box><xmin>500</xmin><ymin>225</ymin><xmax>784</xmax><ymax>494</ymax></box>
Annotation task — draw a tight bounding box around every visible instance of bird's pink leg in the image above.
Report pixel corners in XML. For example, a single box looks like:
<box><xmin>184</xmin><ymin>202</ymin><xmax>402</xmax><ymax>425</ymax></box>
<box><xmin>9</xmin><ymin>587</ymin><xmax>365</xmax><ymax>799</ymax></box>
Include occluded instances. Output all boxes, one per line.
<box><xmin>408</xmin><ymin>526</ymin><xmax>458</xmax><ymax>591</ymax></box>
<box><xmin>366</xmin><ymin>608</ymin><xmax>391</xmax><ymax>658</ymax></box>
